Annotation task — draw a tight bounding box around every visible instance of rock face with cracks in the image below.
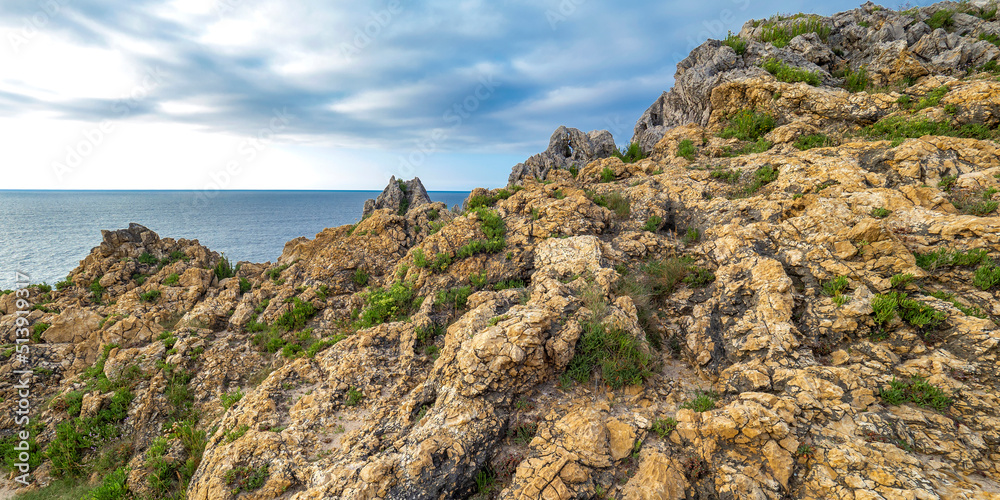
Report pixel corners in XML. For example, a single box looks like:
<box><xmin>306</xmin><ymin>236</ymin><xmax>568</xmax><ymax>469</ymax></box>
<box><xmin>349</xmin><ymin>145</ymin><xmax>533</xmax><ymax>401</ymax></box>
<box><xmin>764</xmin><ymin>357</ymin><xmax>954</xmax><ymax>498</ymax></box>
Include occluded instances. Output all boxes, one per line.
<box><xmin>4</xmin><ymin>2</ymin><xmax>1000</xmax><ymax>499</ymax></box>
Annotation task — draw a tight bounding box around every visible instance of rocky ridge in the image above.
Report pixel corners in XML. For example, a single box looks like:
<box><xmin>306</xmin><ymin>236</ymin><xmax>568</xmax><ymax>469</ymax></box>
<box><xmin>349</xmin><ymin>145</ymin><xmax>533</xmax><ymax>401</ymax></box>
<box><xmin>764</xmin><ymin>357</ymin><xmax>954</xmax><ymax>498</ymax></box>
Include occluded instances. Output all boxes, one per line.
<box><xmin>2</xmin><ymin>1</ymin><xmax>1000</xmax><ymax>499</ymax></box>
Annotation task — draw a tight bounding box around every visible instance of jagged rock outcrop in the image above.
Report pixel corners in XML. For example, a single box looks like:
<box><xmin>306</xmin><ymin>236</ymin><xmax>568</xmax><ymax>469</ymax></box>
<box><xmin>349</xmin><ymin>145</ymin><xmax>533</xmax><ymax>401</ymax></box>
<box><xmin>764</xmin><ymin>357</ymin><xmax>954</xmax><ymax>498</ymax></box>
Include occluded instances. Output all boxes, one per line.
<box><xmin>4</xmin><ymin>2</ymin><xmax>1000</xmax><ymax>500</ymax></box>
<box><xmin>632</xmin><ymin>1</ymin><xmax>1000</xmax><ymax>151</ymax></box>
<box><xmin>362</xmin><ymin>176</ymin><xmax>432</xmax><ymax>219</ymax></box>
<box><xmin>507</xmin><ymin>126</ymin><xmax>617</xmax><ymax>185</ymax></box>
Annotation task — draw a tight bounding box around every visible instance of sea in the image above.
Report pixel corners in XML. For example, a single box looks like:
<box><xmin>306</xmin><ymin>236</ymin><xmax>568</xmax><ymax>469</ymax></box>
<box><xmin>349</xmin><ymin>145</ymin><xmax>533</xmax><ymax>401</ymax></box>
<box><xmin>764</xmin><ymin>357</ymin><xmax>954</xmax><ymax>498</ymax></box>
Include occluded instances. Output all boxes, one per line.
<box><xmin>0</xmin><ymin>190</ymin><xmax>470</xmax><ymax>290</ymax></box>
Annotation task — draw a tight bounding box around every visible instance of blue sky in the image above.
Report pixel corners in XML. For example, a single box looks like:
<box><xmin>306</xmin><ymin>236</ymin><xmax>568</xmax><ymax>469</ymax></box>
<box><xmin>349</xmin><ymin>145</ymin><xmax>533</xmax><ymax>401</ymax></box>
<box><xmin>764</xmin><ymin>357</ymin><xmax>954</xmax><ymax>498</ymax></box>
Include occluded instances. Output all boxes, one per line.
<box><xmin>0</xmin><ymin>0</ymin><xmax>923</xmax><ymax>191</ymax></box>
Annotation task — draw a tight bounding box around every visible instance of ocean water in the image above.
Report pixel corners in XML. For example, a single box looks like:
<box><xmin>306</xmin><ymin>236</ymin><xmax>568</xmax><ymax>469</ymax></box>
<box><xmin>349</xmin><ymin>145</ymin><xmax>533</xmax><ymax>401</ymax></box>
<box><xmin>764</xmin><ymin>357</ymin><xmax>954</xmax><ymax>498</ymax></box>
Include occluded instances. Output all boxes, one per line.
<box><xmin>0</xmin><ymin>190</ymin><xmax>470</xmax><ymax>290</ymax></box>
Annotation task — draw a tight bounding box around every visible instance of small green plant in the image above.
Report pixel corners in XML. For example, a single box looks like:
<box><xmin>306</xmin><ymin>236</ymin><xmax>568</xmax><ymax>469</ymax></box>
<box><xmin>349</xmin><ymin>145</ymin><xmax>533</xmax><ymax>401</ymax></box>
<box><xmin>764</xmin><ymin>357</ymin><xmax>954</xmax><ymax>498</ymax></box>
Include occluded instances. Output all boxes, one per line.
<box><xmin>651</xmin><ymin>417</ymin><xmax>678</xmax><ymax>439</ymax></box>
<box><xmin>140</xmin><ymin>289</ymin><xmax>161</xmax><ymax>302</ymax></box>
<box><xmin>214</xmin><ymin>254</ymin><xmax>237</xmax><ymax>280</ymax></box>
<box><xmin>760</xmin><ymin>57</ymin><xmax>821</xmax><ymax>86</ymax></box>
<box><xmin>729</xmin><ymin>165</ymin><xmax>779</xmax><ymax>199</ymax></box>
<box><xmin>643</xmin><ymin>215</ymin><xmax>663</xmax><ymax>232</ymax></box>
<box><xmin>681</xmin><ymin>390</ymin><xmax>719</xmax><ymax>412</ymax></box>
<box><xmin>925</xmin><ymin>9</ymin><xmax>954</xmax><ymax>30</ymax></box>
<box><xmin>871</xmin><ymin>207</ymin><xmax>891</xmax><ymax>218</ymax></box>
<box><xmin>435</xmin><ymin>286</ymin><xmax>473</xmax><ymax>311</ymax></box>
<box><xmin>890</xmin><ymin>273</ymin><xmax>915</xmax><ymax>289</ymax></box>
<box><xmin>469</xmin><ymin>270</ymin><xmax>488</xmax><ymax>288</ymax></box>
<box><xmin>612</xmin><ymin>142</ymin><xmax>646</xmax><ymax>163</ymax></box>
<box><xmin>938</xmin><ymin>175</ymin><xmax>957</xmax><ymax>192</ymax></box>
<box><xmin>356</xmin><ymin>282</ymin><xmax>417</xmax><ymax>328</ymax></box>
<box><xmin>345</xmin><ymin>387</ymin><xmax>364</xmax><ymax>407</ymax></box>
<box><xmin>861</xmin><ymin>116</ymin><xmax>992</xmax><ymax>143</ymax></box>
<box><xmin>843</xmin><ymin>66</ymin><xmax>870</xmax><ymax>92</ymax></box>
<box><xmin>722</xmin><ymin>31</ymin><xmax>747</xmax><ymax>55</ymax></box>
<box><xmin>833</xmin><ymin>294</ymin><xmax>850</xmax><ymax>307</ymax></box>
<box><xmin>795</xmin><ymin>444</ymin><xmax>815</xmax><ymax>458</ymax></box>
<box><xmin>600</xmin><ymin>167</ymin><xmax>616</xmax><ymax>182</ymax></box>
<box><xmin>794</xmin><ymin>133</ymin><xmax>834</xmax><ymax>150</ymax></box>
<box><xmin>677</xmin><ymin>139</ymin><xmax>697</xmax><ymax>160</ymax></box>
<box><xmin>224</xmin><ymin>464</ymin><xmax>269</xmax><ymax>494</ymax></box>
<box><xmin>871</xmin><ymin>291</ymin><xmax>946</xmax><ymax>333</ymax></box>
<box><xmin>974</xmin><ymin>261</ymin><xmax>1000</xmax><ymax>290</ymax></box>
<box><xmin>682</xmin><ymin>228</ymin><xmax>700</xmax><ymax>245</ymax></box>
<box><xmin>896</xmin><ymin>94</ymin><xmax>912</xmax><ymax>108</ymax></box>
<box><xmin>822</xmin><ymin>276</ymin><xmax>849</xmax><ymax>296</ymax></box>
<box><xmin>352</xmin><ymin>268</ymin><xmax>370</xmax><ymax>287</ymax></box>
<box><xmin>163</xmin><ymin>273</ymin><xmax>179</xmax><ymax>286</ymax></box>
<box><xmin>718</xmin><ymin>110</ymin><xmax>775</xmax><ymax>141</ymax></box>
<box><xmin>138</xmin><ymin>252</ymin><xmax>157</xmax><ymax>265</ymax></box>
<box><xmin>562</xmin><ymin>320</ymin><xmax>653</xmax><ymax>389</ymax></box>
<box><xmin>221</xmin><ymin>389</ymin><xmax>244</xmax><ymax>410</ymax></box>
<box><xmin>880</xmin><ymin>376</ymin><xmax>952</xmax><ymax>412</ymax></box>
<box><xmin>915</xmin><ymin>247</ymin><xmax>989</xmax><ymax>271</ymax></box>
<box><xmin>759</xmin><ymin>16</ymin><xmax>830</xmax><ymax>48</ymax></box>
<box><xmin>711</xmin><ymin>169</ymin><xmax>741</xmax><ymax>183</ymax></box>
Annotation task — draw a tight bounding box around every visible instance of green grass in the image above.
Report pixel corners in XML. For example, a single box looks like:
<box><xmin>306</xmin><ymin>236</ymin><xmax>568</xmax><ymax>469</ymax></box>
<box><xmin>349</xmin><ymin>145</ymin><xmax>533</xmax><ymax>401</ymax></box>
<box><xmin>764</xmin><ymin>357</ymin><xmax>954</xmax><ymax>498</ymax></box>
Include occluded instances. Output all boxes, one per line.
<box><xmin>435</xmin><ymin>286</ymin><xmax>473</xmax><ymax>310</ymax></box>
<box><xmin>723</xmin><ymin>138</ymin><xmax>773</xmax><ymax>157</ymax></box>
<box><xmin>925</xmin><ymin>9</ymin><xmax>954</xmax><ymax>30</ymax></box>
<box><xmin>951</xmin><ymin>187</ymin><xmax>999</xmax><ymax>216</ymax></box>
<box><xmin>980</xmin><ymin>33</ymin><xmax>1000</xmax><ymax>48</ymax></box>
<box><xmin>761</xmin><ymin>58</ymin><xmax>821</xmax><ymax>85</ymax></box>
<box><xmin>265</xmin><ymin>263</ymin><xmax>291</xmax><ymax>282</ymax></box>
<box><xmin>46</xmin><ymin>389</ymin><xmax>134</xmax><ymax>477</ymax></box>
<box><xmin>600</xmin><ymin>167</ymin><xmax>616</xmax><ymax>182</ymax></box>
<box><xmin>822</xmin><ymin>276</ymin><xmax>849</xmax><ymax>296</ymax></box>
<box><xmin>138</xmin><ymin>252</ymin><xmax>157</xmax><ymax>265</ymax></box>
<box><xmin>221</xmin><ymin>389</ymin><xmax>244</xmax><ymax>410</ymax></box>
<box><xmin>587</xmin><ymin>190</ymin><xmax>630</xmax><ymax>218</ymax></box>
<box><xmin>352</xmin><ymin>268</ymin><xmax>369</xmax><ymax>287</ymax></box>
<box><xmin>718</xmin><ymin>110</ymin><xmax>776</xmax><ymax>141</ymax></box>
<box><xmin>890</xmin><ymin>273</ymin><xmax>915</xmax><ymax>289</ymax></box>
<box><xmin>345</xmin><ymin>387</ymin><xmax>364</xmax><ymax>406</ymax></box>
<box><xmin>711</xmin><ymin>169</ymin><xmax>741</xmax><ymax>184</ymax></box>
<box><xmin>90</xmin><ymin>279</ymin><xmax>105</xmax><ymax>302</ymax></box>
<box><xmin>926</xmin><ymin>290</ymin><xmax>987</xmax><ymax>318</ymax></box>
<box><xmin>470</xmin><ymin>270</ymin><xmax>488</xmax><ymax>288</ymax></box>
<box><xmin>677</xmin><ymin>139</ymin><xmax>696</xmax><ymax>160</ymax></box>
<box><xmin>612</xmin><ymin>142</ymin><xmax>646</xmax><ymax>163</ymax></box>
<box><xmin>880</xmin><ymin>376</ymin><xmax>952</xmax><ymax>412</ymax></box>
<box><xmin>273</xmin><ymin>297</ymin><xmax>317</xmax><ymax>331</ymax></box>
<box><xmin>722</xmin><ymin>31</ymin><xmax>747</xmax><ymax>55</ymax></box>
<box><xmin>861</xmin><ymin>116</ymin><xmax>993</xmax><ymax>143</ymax></box>
<box><xmin>759</xmin><ymin>16</ymin><xmax>830</xmax><ymax>48</ymax></box>
<box><xmin>681</xmin><ymin>391</ymin><xmax>719</xmax><ymax>412</ymax></box>
<box><xmin>643</xmin><ymin>215</ymin><xmax>663</xmax><ymax>232</ymax></box>
<box><xmin>871</xmin><ymin>207</ymin><xmax>892</xmax><ymax>218</ymax></box>
<box><xmin>139</xmin><ymin>289</ymin><xmax>161</xmax><ymax>302</ymax></box>
<box><xmin>794</xmin><ymin>133</ymin><xmax>834</xmax><ymax>150</ymax></box>
<box><xmin>562</xmin><ymin>320</ymin><xmax>653</xmax><ymax>389</ymax></box>
<box><xmin>163</xmin><ymin>273</ymin><xmax>179</xmax><ymax>286</ymax></box>
<box><xmin>682</xmin><ymin>228</ymin><xmax>700</xmax><ymax>245</ymax></box>
<box><xmin>729</xmin><ymin>165</ymin><xmax>779</xmax><ymax>199</ymax></box>
<box><xmin>913</xmin><ymin>86</ymin><xmax>949</xmax><ymax>111</ymax></box>
<box><xmin>10</xmin><ymin>479</ymin><xmax>102</xmax><ymax>500</ymax></box>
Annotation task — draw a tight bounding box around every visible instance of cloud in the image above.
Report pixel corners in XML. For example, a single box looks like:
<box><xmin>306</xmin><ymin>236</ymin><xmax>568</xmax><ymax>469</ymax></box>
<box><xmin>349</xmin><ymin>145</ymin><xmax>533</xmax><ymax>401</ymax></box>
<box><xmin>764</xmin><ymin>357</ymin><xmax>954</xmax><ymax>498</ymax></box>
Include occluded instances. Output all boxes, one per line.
<box><xmin>0</xmin><ymin>0</ymin><xmax>873</xmax><ymax>189</ymax></box>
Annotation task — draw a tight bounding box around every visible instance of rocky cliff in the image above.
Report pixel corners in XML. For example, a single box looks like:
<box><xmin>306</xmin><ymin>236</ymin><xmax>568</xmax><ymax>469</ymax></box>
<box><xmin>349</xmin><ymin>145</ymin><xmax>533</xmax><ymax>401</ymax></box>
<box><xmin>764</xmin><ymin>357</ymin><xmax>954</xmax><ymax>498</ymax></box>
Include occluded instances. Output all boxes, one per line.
<box><xmin>3</xmin><ymin>1</ymin><xmax>1000</xmax><ymax>499</ymax></box>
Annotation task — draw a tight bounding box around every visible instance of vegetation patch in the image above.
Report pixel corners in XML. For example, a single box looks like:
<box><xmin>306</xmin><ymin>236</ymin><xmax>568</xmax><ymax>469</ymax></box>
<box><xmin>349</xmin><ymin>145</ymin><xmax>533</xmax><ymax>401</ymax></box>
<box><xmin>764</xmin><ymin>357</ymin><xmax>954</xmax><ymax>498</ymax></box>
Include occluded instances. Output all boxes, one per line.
<box><xmin>561</xmin><ymin>320</ymin><xmax>653</xmax><ymax>389</ymax></box>
<box><xmin>729</xmin><ymin>165</ymin><xmax>779</xmax><ymax>199</ymax></box>
<box><xmin>843</xmin><ymin>66</ymin><xmax>870</xmax><ymax>92</ymax></box>
<box><xmin>860</xmin><ymin>116</ymin><xmax>993</xmax><ymax>144</ymax></box>
<box><xmin>356</xmin><ymin>282</ymin><xmax>419</xmax><ymax>328</ymax></box>
<box><xmin>681</xmin><ymin>390</ymin><xmax>719</xmax><ymax>412</ymax></box>
<box><xmin>612</xmin><ymin>143</ymin><xmax>646</xmax><ymax>163</ymax></box>
<box><xmin>643</xmin><ymin>215</ymin><xmax>663</xmax><ymax>232</ymax></box>
<box><xmin>224</xmin><ymin>465</ymin><xmax>269</xmax><ymax>495</ymax></box>
<box><xmin>915</xmin><ymin>247</ymin><xmax>989</xmax><ymax>271</ymax></box>
<box><xmin>651</xmin><ymin>417</ymin><xmax>678</xmax><ymax>439</ymax></box>
<box><xmin>871</xmin><ymin>291</ymin><xmax>946</xmax><ymax>335</ymax></box>
<box><xmin>925</xmin><ymin>9</ymin><xmax>954</xmax><ymax>30</ymax></box>
<box><xmin>913</xmin><ymin>86</ymin><xmax>949</xmax><ymax>111</ymax></box>
<box><xmin>950</xmin><ymin>187</ymin><xmax>999</xmax><ymax>216</ymax></box>
<box><xmin>677</xmin><ymin>139</ymin><xmax>697</xmax><ymax>160</ymax></box>
<box><xmin>722</xmin><ymin>31</ymin><xmax>747</xmax><ymax>55</ymax></box>
<box><xmin>794</xmin><ymin>133</ymin><xmax>835</xmax><ymax>150</ymax></box>
<box><xmin>435</xmin><ymin>286</ymin><xmax>473</xmax><ymax>311</ymax></box>
<box><xmin>880</xmin><ymin>376</ymin><xmax>952</xmax><ymax>412</ymax></box>
<box><xmin>759</xmin><ymin>16</ymin><xmax>830</xmax><ymax>48</ymax></box>
<box><xmin>214</xmin><ymin>254</ymin><xmax>238</xmax><ymax>280</ymax></box>
<box><xmin>761</xmin><ymin>58</ymin><xmax>821</xmax><ymax>85</ymax></box>
<box><xmin>871</xmin><ymin>207</ymin><xmax>892</xmax><ymax>218</ymax></box>
<box><xmin>718</xmin><ymin>110</ymin><xmax>776</xmax><ymax>141</ymax></box>
<box><xmin>586</xmin><ymin>190</ymin><xmax>630</xmax><ymax>218</ymax></box>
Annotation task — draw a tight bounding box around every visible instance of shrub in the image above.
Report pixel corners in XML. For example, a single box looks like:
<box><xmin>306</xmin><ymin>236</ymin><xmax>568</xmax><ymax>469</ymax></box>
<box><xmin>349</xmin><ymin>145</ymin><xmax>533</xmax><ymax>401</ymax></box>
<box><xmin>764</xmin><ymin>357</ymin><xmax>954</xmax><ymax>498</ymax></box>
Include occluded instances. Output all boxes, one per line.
<box><xmin>140</xmin><ymin>290</ymin><xmax>161</xmax><ymax>302</ymax></box>
<box><xmin>974</xmin><ymin>262</ymin><xmax>1000</xmax><ymax>290</ymax></box>
<box><xmin>843</xmin><ymin>66</ymin><xmax>870</xmax><ymax>92</ymax></box>
<box><xmin>880</xmin><ymin>376</ymin><xmax>952</xmax><ymax>412</ymax></box>
<box><xmin>562</xmin><ymin>321</ymin><xmax>653</xmax><ymax>389</ymax></box>
<box><xmin>55</xmin><ymin>278</ymin><xmax>74</xmax><ymax>291</ymax></box>
<box><xmin>90</xmin><ymin>279</ymin><xmax>105</xmax><ymax>302</ymax></box>
<box><xmin>681</xmin><ymin>390</ymin><xmax>719</xmax><ymax>412</ymax></box>
<box><xmin>761</xmin><ymin>58</ymin><xmax>821</xmax><ymax>86</ymax></box>
<box><xmin>643</xmin><ymin>215</ymin><xmax>663</xmax><ymax>232</ymax></box>
<box><xmin>224</xmin><ymin>465</ymin><xmax>269</xmax><ymax>494</ymax></box>
<box><xmin>86</xmin><ymin>466</ymin><xmax>130</xmax><ymax>500</ymax></box>
<box><xmin>682</xmin><ymin>228</ymin><xmax>700</xmax><ymax>245</ymax></box>
<box><xmin>466</xmin><ymin>194</ymin><xmax>497</xmax><ymax>210</ymax></box>
<box><xmin>682</xmin><ymin>267</ymin><xmax>716</xmax><ymax>287</ymax></box>
<box><xmin>352</xmin><ymin>268</ymin><xmax>370</xmax><ymax>287</ymax></box>
<box><xmin>794</xmin><ymin>134</ymin><xmax>834</xmax><ymax>150</ymax></box>
<box><xmin>604</xmin><ymin>192</ymin><xmax>630</xmax><ymax>218</ymax></box>
<box><xmin>718</xmin><ymin>110</ymin><xmax>775</xmax><ymax>141</ymax></box>
<box><xmin>214</xmin><ymin>255</ymin><xmax>237</xmax><ymax>280</ymax></box>
<box><xmin>163</xmin><ymin>273</ymin><xmax>179</xmax><ymax>286</ymax></box>
<box><xmin>871</xmin><ymin>207</ymin><xmax>891</xmax><ymax>218</ymax></box>
<box><xmin>46</xmin><ymin>389</ymin><xmax>134</xmax><ymax>477</ymax></box>
<box><xmin>138</xmin><ymin>252</ymin><xmax>157</xmax><ymax>265</ymax></box>
<box><xmin>435</xmin><ymin>286</ymin><xmax>473</xmax><ymax>310</ymax></box>
<box><xmin>494</xmin><ymin>279</ymin><xmax>526</xmax><ymax>291</ymax></box>
<box><xmin>722</xmin><ymin>31</ymin><xmax>747</xmax><ymax>55</ymax></box>
<box><xmin>600</xmin><ymin>167</ymin><xmax>616</xmax><ymax>182</ymax></box>
<box><xmin>238</xmin><ymin>277</ymin><xmax>251</xmax><ymax>294</ymax></box>
<box><xmin>926</xmin><ymin>9</ymin><xmax>954</xmax><ymax>30</ymax></box>
<box><xmin>274</xmin><ymin>298</ymin><xmax>317</xmax><ymax>331</ymax></box>
<box><xmin>613</xmin><ymin>142</ymin><xmax>646</xmax><ymax>163</ymax></box>
<box><xmin>356</xmin><ymin>282</ymin><xmax>417</xmax><ymax>328</ymax></box>
<box><xmin>470</xmin><ymin>271</ymin><xmax>488</xmax><ymax>288</ymax></box>
<box><xmin>760</xmin><ymin>16</ymin><xmax>830</xmax><ymax>48</ymax></box>
<box><xmin>677</xmin><ymin>139</ymin><xmax>696</xmax><ymax>160</ymax></box>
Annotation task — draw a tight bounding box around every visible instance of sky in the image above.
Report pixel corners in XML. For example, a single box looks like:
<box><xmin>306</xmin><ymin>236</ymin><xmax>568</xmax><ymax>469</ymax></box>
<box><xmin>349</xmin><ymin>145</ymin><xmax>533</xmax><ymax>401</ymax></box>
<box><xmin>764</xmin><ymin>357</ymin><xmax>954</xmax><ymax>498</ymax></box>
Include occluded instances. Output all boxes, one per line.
<box><xmin>0</xmin><ymin>0</ymin><xmax>928</xmax><ymax>191</ymax></box>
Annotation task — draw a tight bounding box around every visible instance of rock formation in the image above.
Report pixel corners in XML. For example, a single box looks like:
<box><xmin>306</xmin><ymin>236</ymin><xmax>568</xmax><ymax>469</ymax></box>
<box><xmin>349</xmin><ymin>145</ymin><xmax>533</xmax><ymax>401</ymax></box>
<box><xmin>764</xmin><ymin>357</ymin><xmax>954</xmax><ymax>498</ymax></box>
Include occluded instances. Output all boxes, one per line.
<box><xmin>362</xmin><ymin>176</ymin><xmax>432</xmax><ymax>219</ymax></box>
<box><xmin>507</xmin><ymin>126</ymin><xmax>617</xmax><ymax>185</ymax></box>
<box><xmin>3</xmin><ymin>2</ymin><xmax>1000</xmax><ymax>499</ymax></box>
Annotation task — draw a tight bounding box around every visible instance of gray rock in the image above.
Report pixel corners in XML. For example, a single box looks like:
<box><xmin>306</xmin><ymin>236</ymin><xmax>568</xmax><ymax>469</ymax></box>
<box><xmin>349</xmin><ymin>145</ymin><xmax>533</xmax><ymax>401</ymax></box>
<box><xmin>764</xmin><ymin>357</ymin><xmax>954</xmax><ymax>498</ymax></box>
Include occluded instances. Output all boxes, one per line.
<box><xmin>507</xmin><ymin>126</ymin><xmax>616</xmax><ymax>185</ymax></box>
<box><xmin>99</xmin><ymin>223</ymin><xmax>160</xmax><ymax>256</ymax></box>
<box><xmin>362</xmin><ymin>176</ymin><xmax>432</xmax><ymax>218</ymax></box>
